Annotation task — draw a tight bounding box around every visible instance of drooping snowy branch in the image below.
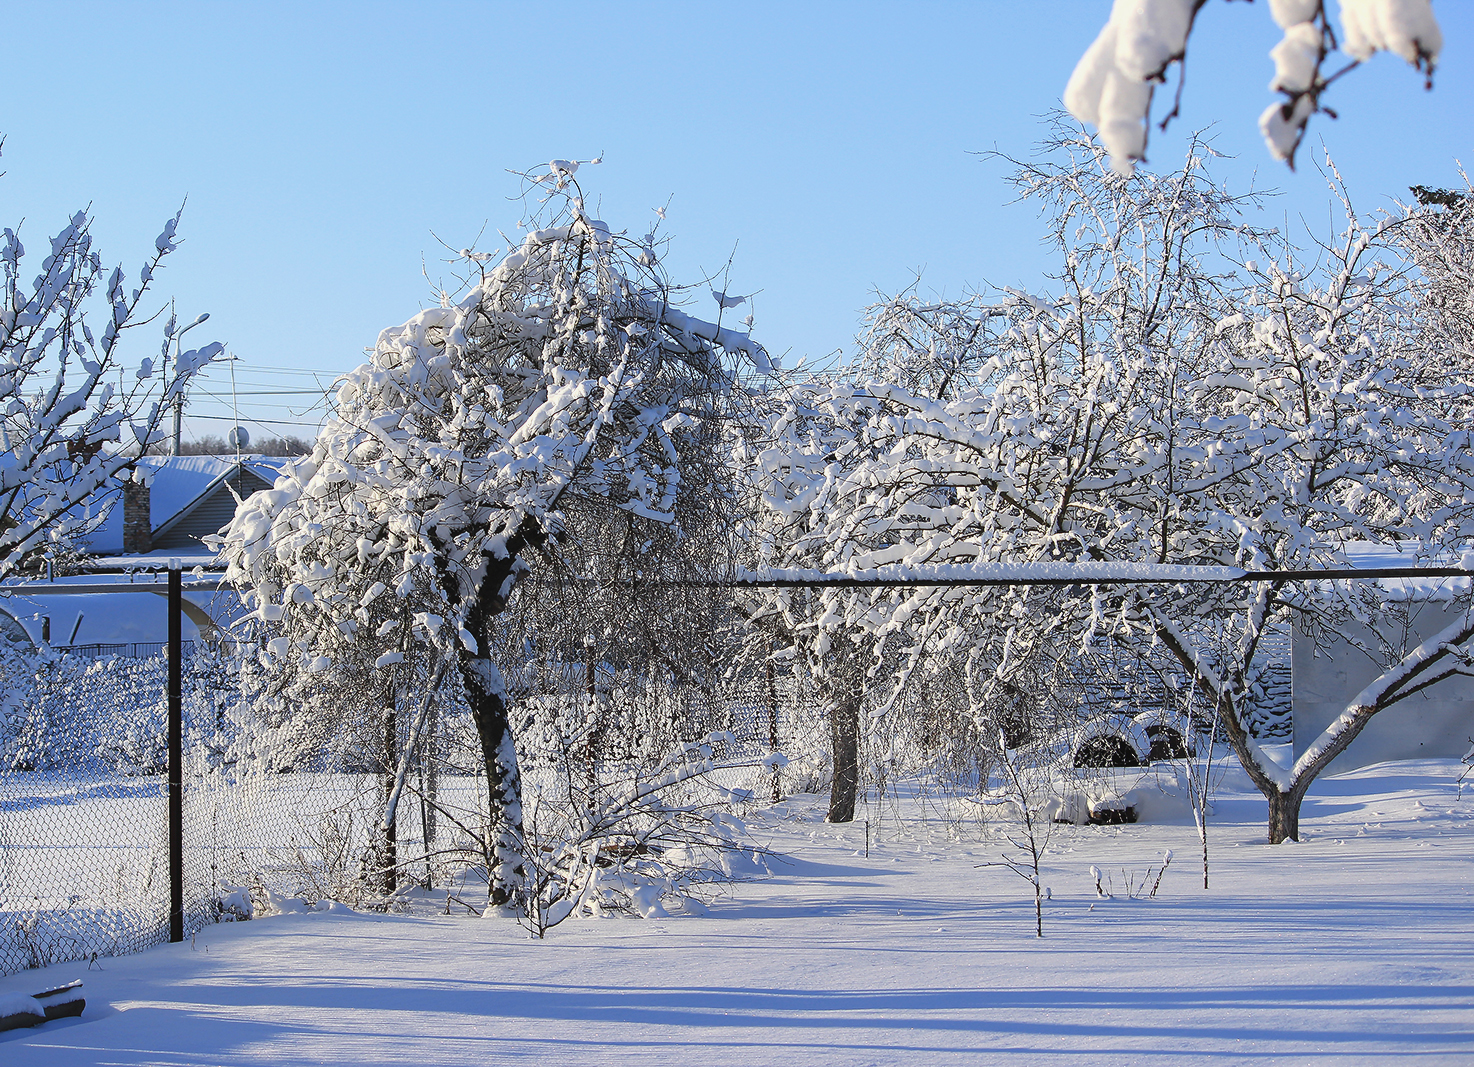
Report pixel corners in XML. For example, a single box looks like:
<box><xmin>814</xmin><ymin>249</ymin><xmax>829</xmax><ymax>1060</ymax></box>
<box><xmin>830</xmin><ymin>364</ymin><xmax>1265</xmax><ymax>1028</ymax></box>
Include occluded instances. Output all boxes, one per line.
<box><xmin>1065</xmin><ymin>0</ymin><xmax>1443</xmax><ymax>171</ymax></box>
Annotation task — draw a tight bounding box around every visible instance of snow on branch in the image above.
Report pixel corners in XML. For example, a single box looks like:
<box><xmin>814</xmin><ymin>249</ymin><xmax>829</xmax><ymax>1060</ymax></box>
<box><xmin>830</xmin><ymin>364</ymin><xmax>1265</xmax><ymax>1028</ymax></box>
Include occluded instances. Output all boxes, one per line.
<box><xmin>1066</xmin><ymin>0</ymin><xmax>1443</xmax><ymax>171</ymax></box>
<box><xmin>0</xmin><ymin>162</ymin><xmax>220</xmax><ymax>580</ymax></box>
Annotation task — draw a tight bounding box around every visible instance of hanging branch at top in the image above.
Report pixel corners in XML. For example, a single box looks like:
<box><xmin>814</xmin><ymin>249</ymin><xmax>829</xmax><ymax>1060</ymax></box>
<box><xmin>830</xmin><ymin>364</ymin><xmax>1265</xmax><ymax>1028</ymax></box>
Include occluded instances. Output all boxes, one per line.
<box><xmin>1064</xmin><ymin>0</ymin><xmax>1442</xmax><ymax>172</ymax></box>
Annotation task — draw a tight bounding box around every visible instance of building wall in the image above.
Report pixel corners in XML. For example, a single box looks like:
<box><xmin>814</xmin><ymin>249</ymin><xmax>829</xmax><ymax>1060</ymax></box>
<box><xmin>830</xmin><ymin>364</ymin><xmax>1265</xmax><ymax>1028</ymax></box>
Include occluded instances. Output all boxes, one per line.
<box><xmin>151</xmin><ymin>471</ymin><xmax>273</xmax><ymax>550</ymax></box>
<box><xmin>1293</xmin><ymin>600</ymin><xmax>1474</xmax><ymax>769</ymax></box>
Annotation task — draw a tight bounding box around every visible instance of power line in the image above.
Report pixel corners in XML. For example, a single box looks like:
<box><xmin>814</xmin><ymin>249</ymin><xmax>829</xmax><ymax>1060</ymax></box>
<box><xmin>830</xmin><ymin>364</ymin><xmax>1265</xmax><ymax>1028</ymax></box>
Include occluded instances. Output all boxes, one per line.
<box><xmin>191</xmin><ymin>367</ymin><xmax>342</xmax><ymax>380</ymax></box>
<box><xmin>190</xmin><ymin>384</ymin><xmax>329</xmax><ymax>415</ymax></box>
<box><xmin>186</xmin><ymin>412</ymin><xmax>323</xmax><ymax>428</ymax></box>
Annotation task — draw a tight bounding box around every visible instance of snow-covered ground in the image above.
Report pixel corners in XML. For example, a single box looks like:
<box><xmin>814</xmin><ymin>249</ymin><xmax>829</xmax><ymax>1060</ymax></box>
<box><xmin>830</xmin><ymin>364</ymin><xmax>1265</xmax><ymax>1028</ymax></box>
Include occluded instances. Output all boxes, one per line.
<box><xmin>4</xmin><ymin>758</ymin><xmax>1473</xmax><ymax>1066</ymax></box>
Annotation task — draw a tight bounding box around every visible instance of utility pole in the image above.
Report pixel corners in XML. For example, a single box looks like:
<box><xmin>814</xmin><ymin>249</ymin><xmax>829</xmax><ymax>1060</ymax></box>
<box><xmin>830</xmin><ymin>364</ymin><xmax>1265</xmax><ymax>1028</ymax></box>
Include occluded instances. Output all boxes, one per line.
<box><xmin>168</xmin><ymin>312</ymin><xmax>209</xmax><ymax>458</ymax></box>
<box><xmin>168</xmin><ymin>559</ymin><xmax>183</xmax><ymax>943</ymax></box>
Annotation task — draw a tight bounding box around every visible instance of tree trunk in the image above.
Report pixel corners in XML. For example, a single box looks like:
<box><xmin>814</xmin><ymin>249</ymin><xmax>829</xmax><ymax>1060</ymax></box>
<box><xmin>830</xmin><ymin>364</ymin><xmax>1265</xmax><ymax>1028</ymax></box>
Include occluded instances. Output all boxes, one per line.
<box><xmin>380</xmin><ymin>698</ymin><xmax>398</xmax><ymax>894</ymax></box>
<box><xmin>1267</xmin><ymin>786</ymin><xmax>1305</xmax><ymax>844</ymax></box>
<box><xmin>455</xmin><ymin>552</ymin><xmax>530</xmax><ymax>911</ymax></box>
<box><xmin>435</xmin><ymin>522</ymin><xmax>556</xmax><ymax>912</ymax></box>
<box><xmin>766</xmin><ymin>656</ymin><xmax>783</xmax><ymax>804</ymax></box>
<box><xmin>460</xmin><ymin>649</ymin><xmax>524</xmax><ymax>908</ymax></box>
<box><xmin>584</xmin><ymin>645</ymin><xmax>599</xmax><ymax>815</ymax></box>
<box><xmin>828</xmin><ymin>687</ymin><xmax>860</xmax><ymax>823</ymax></box>
<box><xmin>418</xmin><ymin>699</ymin><xmax>439</xmax><ymax>888</ymax></box>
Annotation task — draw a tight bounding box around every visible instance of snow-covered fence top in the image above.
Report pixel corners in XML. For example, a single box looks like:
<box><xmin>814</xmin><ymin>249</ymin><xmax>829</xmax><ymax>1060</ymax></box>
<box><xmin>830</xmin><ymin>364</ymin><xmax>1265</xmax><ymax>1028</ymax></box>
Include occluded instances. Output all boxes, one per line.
<box><xmin>728</xmin><ymin>561</ymin><xmax>1474</xmax><ymax>587</ymax></box>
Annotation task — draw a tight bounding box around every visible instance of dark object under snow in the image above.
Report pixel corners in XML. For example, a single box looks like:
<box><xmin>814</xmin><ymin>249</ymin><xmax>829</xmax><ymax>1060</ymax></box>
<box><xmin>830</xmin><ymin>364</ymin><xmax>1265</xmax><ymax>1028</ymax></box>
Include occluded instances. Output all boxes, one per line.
<box><xmin>1073</xmin><ymin>734</ymin><xmax>1142</xmax><ymax>769</ymax></box>
<box><xmin>0</xmin><ymin>980</ymin><xmax>86</xmax><ymax>1031</ymax></box>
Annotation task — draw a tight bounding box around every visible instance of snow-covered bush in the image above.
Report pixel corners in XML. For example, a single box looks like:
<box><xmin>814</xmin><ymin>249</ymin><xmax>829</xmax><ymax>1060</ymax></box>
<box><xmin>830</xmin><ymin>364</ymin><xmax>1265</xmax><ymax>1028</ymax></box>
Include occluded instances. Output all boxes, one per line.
<box><xmin>519</xmin><ymin>731</ymin><xmax>768</xmax><ymax>934</ymax></box>
<box><xmin>0</xmin><ymin>642</ymin><xmax>245</xmax><ymax>774</ymax></box>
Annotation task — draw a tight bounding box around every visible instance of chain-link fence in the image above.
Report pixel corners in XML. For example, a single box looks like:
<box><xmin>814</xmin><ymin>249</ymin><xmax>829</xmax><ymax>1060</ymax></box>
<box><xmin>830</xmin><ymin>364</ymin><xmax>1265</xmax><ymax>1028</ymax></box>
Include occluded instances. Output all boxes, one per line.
<box><xmin>0</xmin><ymin>642</ymin><xmax>804</xmax><ymax>976</ymax></box>
<box><xmin>0</xmin><ymin>644</ymin><xmax>232</xmax><ymax>973</ymax></box>
<box><xmin>2</xmin><ymin>620</ymin><xmax>1289</xmax><ymax>974</ymax></box>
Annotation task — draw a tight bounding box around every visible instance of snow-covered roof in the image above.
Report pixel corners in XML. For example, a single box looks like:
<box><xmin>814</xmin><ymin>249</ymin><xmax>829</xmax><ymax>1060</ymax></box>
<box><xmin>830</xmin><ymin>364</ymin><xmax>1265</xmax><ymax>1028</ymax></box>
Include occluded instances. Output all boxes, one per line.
<box><xmin>80</xmin><ymin>455</ymin><xmax>289</xmax><ymax>555</ymax></box>
<box><xmin>143</xmin><ymin>455</ymin><xmax>284</xmax><ymax>521</ymax></box>
<box><xmin>0</xmin><ymin>455</ymin><xmax>288</xmax><ymax>650</ymax></box>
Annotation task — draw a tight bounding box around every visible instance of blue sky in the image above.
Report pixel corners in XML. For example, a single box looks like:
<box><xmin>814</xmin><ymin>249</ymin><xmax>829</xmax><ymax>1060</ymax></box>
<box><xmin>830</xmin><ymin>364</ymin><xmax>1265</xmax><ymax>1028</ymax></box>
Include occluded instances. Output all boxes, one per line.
<box><xmin>4</xmin><ymin>1</ymin><xmax>1470</xmax><ymax>441</ymax></box>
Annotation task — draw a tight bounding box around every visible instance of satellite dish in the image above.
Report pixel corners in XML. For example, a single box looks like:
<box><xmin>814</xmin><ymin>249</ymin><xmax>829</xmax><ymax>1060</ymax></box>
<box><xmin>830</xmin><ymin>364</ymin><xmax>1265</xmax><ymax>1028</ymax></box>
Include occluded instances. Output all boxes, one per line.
<box><xmin>227</xmin><ymin>426</ymin><xmax>250</xmax><ymax>450</ymax></box>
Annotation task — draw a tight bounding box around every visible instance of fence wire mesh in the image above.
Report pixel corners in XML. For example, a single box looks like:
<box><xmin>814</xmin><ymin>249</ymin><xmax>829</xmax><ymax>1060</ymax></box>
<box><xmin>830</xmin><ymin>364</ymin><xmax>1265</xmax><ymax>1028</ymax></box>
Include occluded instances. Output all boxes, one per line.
<box><xmin>3</xmin><ymin>648</ymin><xmax>173</xmax><ymax>972</ymax></box>
<box><xmin>0</xmin><ymin>642</ymin><xmax>802</xmax><ymax>975</ymax></box>
<box><xmin>1</xmin><ymin>623</ymin><xmax>1285</xmax><ymax>974</ymax></box>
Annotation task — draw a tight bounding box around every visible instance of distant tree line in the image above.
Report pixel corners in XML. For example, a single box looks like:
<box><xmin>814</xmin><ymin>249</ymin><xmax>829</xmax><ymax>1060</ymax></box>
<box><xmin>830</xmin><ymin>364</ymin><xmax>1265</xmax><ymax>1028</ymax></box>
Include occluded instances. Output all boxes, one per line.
<box><xmin>147</xmin><ymin>434</ymin><xmax>314</xmax><ymax>457</ymax></box>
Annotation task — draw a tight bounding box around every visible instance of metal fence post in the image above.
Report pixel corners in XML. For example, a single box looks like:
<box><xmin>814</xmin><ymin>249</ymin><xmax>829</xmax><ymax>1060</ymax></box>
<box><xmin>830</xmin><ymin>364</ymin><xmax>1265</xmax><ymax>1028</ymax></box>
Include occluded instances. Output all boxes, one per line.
<box><xmin>168</xmin><ymin>561</ymin><xmax>183</xmax><ymax>944</ymax></box>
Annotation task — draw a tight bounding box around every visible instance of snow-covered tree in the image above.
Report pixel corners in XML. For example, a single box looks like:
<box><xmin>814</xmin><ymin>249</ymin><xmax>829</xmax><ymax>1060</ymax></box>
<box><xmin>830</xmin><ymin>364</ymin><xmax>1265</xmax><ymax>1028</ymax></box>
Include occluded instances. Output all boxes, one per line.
<box><xmin>1398</xmin><ymin>180</ymin><xmax>1474</xmax><ymax>360</ymax></box>
<box><xmin>742</xmin><ymin>128</ymin><xmax>1474</xmax><ymax>843</ymax></box>
<box><xmin>1152</xmin><ymin>165</ymin><xmax>1474</xmax><ymax>843</ymax></box>
<box><xmin>220</xmin><ymin>163</ymin><xmax>769</xmax><ymax>908</ymax></box>
<box><xmin>0</xmin><ymin>145</ymin><xmax>222</xmax><ymax>577</ymax></box>
<box><xmin>1066</xmin><ymin>0</ymin><xmax>1443</xmax><ymax>171</ymax></box>
<box><xmin>736</xmin><ymin>127</ymin><xmax>1258</xmax><ymax>819</ymax></box>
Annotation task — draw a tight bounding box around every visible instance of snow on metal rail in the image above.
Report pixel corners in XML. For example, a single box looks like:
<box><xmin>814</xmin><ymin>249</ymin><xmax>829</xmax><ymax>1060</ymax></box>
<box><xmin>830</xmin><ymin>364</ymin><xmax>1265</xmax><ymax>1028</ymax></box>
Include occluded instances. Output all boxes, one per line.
<box><xmin>8</xmin><ymin>563</ymin><xmax>1463</xmax><ymax>596</ymax></box>
<box><xmin>530</xmin><ymin>563</ymin><xmax>1473</xmax><ymax>588</ymax></box>
<box><xmin>0</xmin><ymin>579</ymin><xmax>225</xmax><ymax>595</ymax></box>
<box><xmin>0</xmin><ymin>562</ymin><xmax>228</xmax><ymax>597</ymax></box>
<box><xmin>721</xmin><ymin>562</ymin><xmax>1474</xmax><ymax>587</ymax></box>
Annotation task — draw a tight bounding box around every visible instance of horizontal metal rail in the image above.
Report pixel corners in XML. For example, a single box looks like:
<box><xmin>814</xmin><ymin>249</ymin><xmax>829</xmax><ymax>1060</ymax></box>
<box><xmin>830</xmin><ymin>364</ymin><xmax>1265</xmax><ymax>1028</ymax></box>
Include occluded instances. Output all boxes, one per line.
<box><xmin>3</xmin><ymin>566</ymin><xmax>1467</xmax><ymax>597</ymax></box>
<box><xmin>0</xmin><ymin>580</ymin><xmax>226</xmax><ymax>596</ymax></box>
<box><xmin>720</xmin><ymin>566</ymin><xmax>1472</xmax><ymax>588</ymax></box>
<box><xmin>520</xmin><ymin>565</ymin><xmax>1473</xmax><ymax>589</ymax></box>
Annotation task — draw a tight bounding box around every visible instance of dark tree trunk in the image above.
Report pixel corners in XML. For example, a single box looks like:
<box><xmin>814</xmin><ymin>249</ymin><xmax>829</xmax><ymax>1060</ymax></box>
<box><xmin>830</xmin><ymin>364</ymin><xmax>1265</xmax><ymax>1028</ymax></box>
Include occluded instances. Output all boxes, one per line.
<box><xmin>828</xmin><ymin>686</ymin><xmax>860</xmax><ymax>824</ymax></box>
<box><xmin>766</xmin><ymin>656</ymin><xmax>783</xmax><ymax>804</ymax></box>
<box><xmin>1267</xmin><ymin>786</ymin><xmax>1307</xmax><ymax>844</ymax></box>
<box><xmin>380</xmin><ymin>698</ymin><xmax>398</xmax><ymax>894</ymax></box>
<box><xmin>460</xmin><ymin>655</ymin><xmax>523</xmax><ymax>908</ymax></box>
<box><xmin>452</xmin><ymin>547</ymin><xmax>533</xmax><ymax>911</ymax></box>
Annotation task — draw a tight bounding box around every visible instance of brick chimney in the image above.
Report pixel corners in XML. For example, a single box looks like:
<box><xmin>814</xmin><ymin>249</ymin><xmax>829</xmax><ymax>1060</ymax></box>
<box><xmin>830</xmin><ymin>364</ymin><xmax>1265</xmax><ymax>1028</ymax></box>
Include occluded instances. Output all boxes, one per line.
<box><xmin>122</xmin><ymin>480</ymin><xmax>152</xmax><ymax>554</ymax></box>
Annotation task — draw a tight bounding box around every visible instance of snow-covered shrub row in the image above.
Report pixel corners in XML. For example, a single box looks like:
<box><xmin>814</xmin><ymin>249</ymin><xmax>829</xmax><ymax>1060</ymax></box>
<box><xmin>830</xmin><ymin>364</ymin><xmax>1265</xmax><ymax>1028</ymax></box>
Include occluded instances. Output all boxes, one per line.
<box><xmin>0</xmin><ymin>642</ymin><xmax>252</xmax><ymax>975</ymax></box>
<box><xmin>0</xmin><ymin>643</ymin><xmax>243</xmax><ymax>774</ymax></box>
